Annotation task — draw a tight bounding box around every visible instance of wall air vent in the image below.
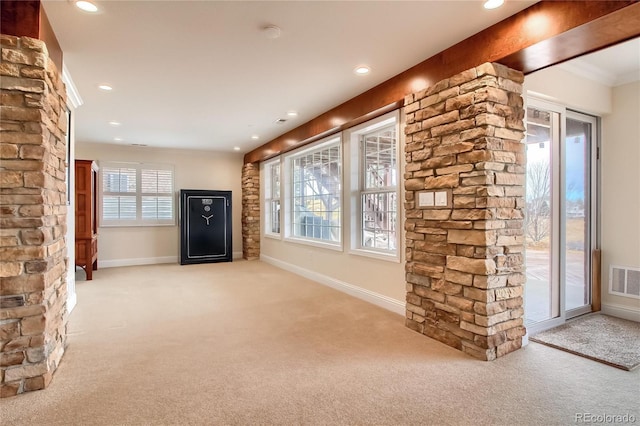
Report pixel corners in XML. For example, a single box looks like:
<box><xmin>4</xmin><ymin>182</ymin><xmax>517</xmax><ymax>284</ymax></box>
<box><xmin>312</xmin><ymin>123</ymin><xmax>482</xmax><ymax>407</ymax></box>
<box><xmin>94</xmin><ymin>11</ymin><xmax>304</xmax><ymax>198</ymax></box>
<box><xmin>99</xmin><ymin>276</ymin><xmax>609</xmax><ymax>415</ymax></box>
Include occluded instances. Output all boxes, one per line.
<box><xmin>609</xmin><ymin>265</ymin><xmax>640</xmax><ymax>299</ymax></box>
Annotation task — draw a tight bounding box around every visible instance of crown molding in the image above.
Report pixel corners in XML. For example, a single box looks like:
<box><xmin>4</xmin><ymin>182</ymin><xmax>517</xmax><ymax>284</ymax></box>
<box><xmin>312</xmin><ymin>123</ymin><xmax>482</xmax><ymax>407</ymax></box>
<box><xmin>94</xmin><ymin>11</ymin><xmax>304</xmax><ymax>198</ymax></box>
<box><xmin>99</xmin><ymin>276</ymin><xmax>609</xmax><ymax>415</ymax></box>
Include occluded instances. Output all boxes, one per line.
<box><xmin>62</xmin><ymin>64</ymin><xmax>83</xmax><ymax>109</ymax></box>
<box><xmin>556</xmin><ymin>59</ymin><xmax>616</xmax><ymax>87</ymax></box>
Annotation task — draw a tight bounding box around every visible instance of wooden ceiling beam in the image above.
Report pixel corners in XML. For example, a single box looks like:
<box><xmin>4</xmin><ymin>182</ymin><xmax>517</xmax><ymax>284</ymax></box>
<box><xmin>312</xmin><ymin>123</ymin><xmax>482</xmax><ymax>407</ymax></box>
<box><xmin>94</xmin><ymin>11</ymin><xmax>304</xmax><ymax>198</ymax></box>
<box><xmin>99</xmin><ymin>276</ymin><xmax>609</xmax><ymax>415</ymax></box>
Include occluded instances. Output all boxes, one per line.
<box><xmin>0</xmin><ymin>0</ymin><xmax>63</xmax><ymax>70</ymax></box>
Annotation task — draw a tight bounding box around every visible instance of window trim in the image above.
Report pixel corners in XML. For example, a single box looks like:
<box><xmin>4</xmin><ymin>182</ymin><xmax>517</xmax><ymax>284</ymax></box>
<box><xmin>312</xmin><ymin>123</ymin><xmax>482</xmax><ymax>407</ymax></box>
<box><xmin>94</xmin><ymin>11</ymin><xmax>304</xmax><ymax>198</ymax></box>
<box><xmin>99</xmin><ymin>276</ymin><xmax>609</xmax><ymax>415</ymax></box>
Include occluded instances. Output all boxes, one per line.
<box><xmin>263</xmin><ymin>158</ymin><xmax>282</xmax><ymax>239</ymax></box>
<box><xmin>99</xmin><ymin>161</ymin><xmax>176</xmax><ymax>227</ymax></box>
<box><xmin>283</xmin><ymin>135</ymin><xmax>344</xmax><ymax>251</ymax></box>
<box><xmin>348</xmin><ymin>110</ymin><xmax>401</xmax><ymax>262</ymax></box>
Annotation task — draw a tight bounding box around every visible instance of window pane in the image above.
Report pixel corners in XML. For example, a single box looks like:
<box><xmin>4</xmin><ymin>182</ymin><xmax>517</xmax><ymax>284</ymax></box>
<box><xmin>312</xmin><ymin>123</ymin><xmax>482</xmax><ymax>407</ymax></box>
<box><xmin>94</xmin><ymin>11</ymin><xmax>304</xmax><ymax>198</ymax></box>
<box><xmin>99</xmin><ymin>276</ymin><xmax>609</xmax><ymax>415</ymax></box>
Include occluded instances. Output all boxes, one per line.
<box><xmin>291</xmin><ymin>142</ymin><xmax>341</xmax><ymax>243</ymax></box>
<box><xmin>357</xmin><ymin>120</ymin><xmax>398</xmax><ymax>254</ymax></box>
<box><xmin>101</xmin><ymin>163</ymin><xmax>174</xmax><ymax>225</ymax></box>
<box><xmin>362</xmin><ymin>125</ymin><xmax>397</xmax><ymax>190</ymax></box>
<box><xmin>270</xmin><ymin>199</ymin><xmax>280</xmax><ymax>233</ymax></box>
<box><xmin>362</xmin><ymin>192</ymin><xmax>397</xmax><ymax>250</ymax></box>
<box><xmin>103</xmin><ymin>167</ymin><xmax>136</xmax><ymax>193</ymax></box>
<box><xmin>271</xmin><ymin>163</ymin><xmax>280</xmax><ymax>198</ymax></box>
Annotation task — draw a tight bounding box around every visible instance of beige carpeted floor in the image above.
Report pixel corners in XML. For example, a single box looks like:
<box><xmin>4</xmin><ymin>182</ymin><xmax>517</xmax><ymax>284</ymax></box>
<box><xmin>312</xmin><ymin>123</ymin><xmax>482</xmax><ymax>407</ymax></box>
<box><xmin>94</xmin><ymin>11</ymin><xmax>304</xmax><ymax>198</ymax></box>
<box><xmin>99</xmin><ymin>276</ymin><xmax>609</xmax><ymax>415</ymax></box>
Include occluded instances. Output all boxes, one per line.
<box><xmin>2</xmin><ymin>261</ymin><xmax>639</xmax><ymax>425</ymax></box>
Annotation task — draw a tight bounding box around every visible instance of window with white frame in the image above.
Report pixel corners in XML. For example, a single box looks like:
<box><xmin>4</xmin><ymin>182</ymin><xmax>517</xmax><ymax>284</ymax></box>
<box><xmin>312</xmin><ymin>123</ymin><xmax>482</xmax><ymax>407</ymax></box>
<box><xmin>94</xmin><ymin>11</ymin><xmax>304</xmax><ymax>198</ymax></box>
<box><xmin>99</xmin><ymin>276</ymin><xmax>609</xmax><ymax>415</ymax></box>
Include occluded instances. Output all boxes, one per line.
<box><xmin>351</xmin><ymin>112</ymin><xmax>399</xmax><ymax>256</ymax></box>
<box><xmin>101</xmin><ymin>162</ymin><xmax>175</xmax><ymax>226</ymax></box>
<box><xmin>264</xmin><ymin>159</ymin><xmax>281</xmax><ymax>236</ymax></box>
<box><xmin>285</xmin><ymin>137</ymin><xmax>342</xmax><ymax>246</ymax></box>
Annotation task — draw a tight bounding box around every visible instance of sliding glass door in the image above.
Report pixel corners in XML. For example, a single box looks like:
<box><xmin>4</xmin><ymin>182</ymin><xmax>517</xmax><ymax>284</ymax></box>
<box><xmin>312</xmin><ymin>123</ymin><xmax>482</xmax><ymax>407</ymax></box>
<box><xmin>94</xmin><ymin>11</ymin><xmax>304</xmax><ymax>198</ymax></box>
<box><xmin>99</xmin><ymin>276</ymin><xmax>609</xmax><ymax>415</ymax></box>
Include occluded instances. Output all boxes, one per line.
<box><xmin>564</xmin><ymin>112</ymin><xmax>596</xmax><ymax>314</ymax></box>
<box><xmin>524</xmin><ymin>99</ymin><xmax>597</xmax><ymax>333</ymax></box>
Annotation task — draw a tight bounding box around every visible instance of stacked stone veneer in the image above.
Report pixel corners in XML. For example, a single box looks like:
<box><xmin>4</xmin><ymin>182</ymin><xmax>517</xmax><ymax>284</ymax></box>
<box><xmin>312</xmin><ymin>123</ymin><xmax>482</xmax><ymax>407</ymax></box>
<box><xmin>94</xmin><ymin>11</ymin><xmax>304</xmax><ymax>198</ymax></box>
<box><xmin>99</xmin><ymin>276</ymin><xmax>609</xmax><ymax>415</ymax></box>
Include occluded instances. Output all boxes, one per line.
<box><xmin>242</xmin><ymin>162</ymin><xmax>260</xmax><ymax>260</ymax></box>
<box><xmin>0</xmin><ymin>35</ymin><xmax>68</xmax><ymax>396</ymax></box>
<box><xmin>404</xmin><ymin>63</ymin><xmax>526</xmax><ymax>360</ymax></box>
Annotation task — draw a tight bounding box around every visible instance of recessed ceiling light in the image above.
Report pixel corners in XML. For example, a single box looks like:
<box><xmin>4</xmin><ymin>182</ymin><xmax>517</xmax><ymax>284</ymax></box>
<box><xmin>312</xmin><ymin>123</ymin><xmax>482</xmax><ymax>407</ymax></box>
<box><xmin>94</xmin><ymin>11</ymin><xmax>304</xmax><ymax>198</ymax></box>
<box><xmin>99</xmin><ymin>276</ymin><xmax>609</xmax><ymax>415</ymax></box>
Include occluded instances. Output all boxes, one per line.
<box><xmin>275</xmin><ymin>118</ymin><xmax>287</xmax><ymax>124</ymax></box>
<box><xmin>75</xmin><ymin>1</ymin><xmax>99</xmax><ymax>13</ymax></box>
<box><xmin>98</xmin><ymin>84</ymin><xmax>113</xmax><ymax>91</ymax></box>
<box><xmin>483</xmin><ymin>0</ymin><xmax>504</xmax><ymax>10</ymax></box>
<box><xmin>233</xmin><ymin>147</ymin><xmax>241</xmax><ymax>151</ymax></box>
<box><xmin>108</xmin><ymin>121</ymin><xmax>121</xmax><ymax>126</ymax></box>
<box><xmin>251</xmin><ymin>135</ymin><xmax>259</xmax><ymax>140</ymax></box>
<box><xmin>114</xmin><ymin>137</ymin><xmax>123</xmax><ymax>142</ymax></box>
<box><xmin>354</xmin><ymin>65</ymin><xmax>371</xmax><ymax>75</ymax></box>
<box><xmin>287</xmin><ymin>111</ymin><xmax>298</xmax><ymax>117</ymax></box>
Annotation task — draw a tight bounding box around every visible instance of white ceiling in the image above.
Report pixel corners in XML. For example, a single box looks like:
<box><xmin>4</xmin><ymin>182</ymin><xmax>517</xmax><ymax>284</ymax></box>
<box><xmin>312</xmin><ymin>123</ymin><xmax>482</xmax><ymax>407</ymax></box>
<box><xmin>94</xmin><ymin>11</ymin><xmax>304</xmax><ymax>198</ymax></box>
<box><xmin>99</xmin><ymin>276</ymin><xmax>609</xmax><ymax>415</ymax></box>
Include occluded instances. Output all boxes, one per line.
<box><xmin>42</xmin><ymin>1</ymin><xmax>638</xmax><ymax>154</ymax></box>
<box><xmin>558</xmin><ymin>37</ymin><xmax>640</xmax><ymax>87</ymax></box>
<box><xmin>42</xmin><ymin>0</ymin><xmax>539</xmax><ymax>153</ymax></box>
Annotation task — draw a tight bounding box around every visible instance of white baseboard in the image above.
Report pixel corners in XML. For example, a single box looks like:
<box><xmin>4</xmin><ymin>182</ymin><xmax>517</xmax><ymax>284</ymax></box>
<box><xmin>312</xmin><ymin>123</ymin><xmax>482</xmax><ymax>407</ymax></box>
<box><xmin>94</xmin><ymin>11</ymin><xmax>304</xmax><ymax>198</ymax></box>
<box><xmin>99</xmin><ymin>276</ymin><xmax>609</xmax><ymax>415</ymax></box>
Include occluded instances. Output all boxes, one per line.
<box><xmin>233</xmin><ymin>251</ymin><xmax>243</xmax><ymax>260</ymax></box>
<box><xmin>99</xmin><ymin>256</ymin><xmax>178</xmax><ymax>268</ymax></box>
<box><xmin>601</xmin><ymin>303</ymin><xmax>640</xmax><ymax>322</ymax></box>
<box><xmin>260</xmin><ymin>254</ymin><xmax>405</xmax><ymax>316</ymax></box>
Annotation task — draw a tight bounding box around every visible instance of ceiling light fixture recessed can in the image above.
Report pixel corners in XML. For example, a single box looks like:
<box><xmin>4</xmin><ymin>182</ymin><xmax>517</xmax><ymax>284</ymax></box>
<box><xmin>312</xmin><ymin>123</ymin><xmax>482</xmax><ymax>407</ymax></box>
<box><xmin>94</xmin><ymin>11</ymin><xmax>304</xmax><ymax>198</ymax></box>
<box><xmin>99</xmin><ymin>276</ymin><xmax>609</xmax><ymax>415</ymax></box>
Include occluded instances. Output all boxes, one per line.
<box><xmin>354</xmin><ymin>65</ymin><xmax>371</xmax><ymax>75</ymax></box>
<box><xmin>108</xmin><ymin>121</ymin><xmax>121</xmax><ymax>126</ymax></box>
<box><xmin>483</xmin><ymin>0</ymin><xmax>504</xmax><ymax>10</ymax></box>
<box><xmin>287</xmin><ymin>111</ymin><xmax>298</xmax><ymax>117</ymax></box>
<box><xmin>75</xmin><ymin>1</ymin><xmax>99</xmax><ymax>13</ymax></box>
<box><xmin>251</xmin><ymin>135</ymin><xmax>259</xmax><ymax>140</ymax></box>
<box><xmin>114</xmin><ymin>137</ymin><xmax>123</xmax><ymax>142</ymax></box>
<box><xmin>98</xmin><ymin>84</ymin><xmax>113</xmax><ymax>91</ymax></box>
<box><xmin>233</xmin><ymin>147</ymin><xmax>241</xmax><ymax>151</ymax></box>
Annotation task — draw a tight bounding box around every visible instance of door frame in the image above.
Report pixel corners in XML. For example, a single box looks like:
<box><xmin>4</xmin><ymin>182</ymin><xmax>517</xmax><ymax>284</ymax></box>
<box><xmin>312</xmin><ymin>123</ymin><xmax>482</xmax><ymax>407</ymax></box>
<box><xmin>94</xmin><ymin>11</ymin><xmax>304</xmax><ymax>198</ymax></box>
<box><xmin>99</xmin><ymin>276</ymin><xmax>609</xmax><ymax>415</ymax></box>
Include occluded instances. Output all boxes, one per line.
<box><xmin>524</xmin><ymin>98</ymin><xmax>599</xmax><ymax>335</ymax></box>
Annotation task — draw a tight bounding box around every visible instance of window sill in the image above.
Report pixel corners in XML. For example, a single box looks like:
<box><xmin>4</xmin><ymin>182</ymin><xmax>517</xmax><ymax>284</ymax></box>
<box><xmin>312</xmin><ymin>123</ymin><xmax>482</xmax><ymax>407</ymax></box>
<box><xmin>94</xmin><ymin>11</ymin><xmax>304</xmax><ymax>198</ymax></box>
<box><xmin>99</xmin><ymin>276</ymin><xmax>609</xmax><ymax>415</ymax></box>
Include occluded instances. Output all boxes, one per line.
<box><xmin>264</xmin><ymin>233</ymin><xmax>282</xmax><ymax>240</ymax></box>
<box><xmin>349</xmin><ymin>248</ymin><xmax>400</xmax><ymax>263</ymax></box>
<box><xmin>99</xmin><ymin>222</ymin><xmax>177</xmax><ymax>228</ymax></box>
<box><xmin>283</xmin><ymin>236</ymin><xmax>343</xmax><ymax>252</ymax></box>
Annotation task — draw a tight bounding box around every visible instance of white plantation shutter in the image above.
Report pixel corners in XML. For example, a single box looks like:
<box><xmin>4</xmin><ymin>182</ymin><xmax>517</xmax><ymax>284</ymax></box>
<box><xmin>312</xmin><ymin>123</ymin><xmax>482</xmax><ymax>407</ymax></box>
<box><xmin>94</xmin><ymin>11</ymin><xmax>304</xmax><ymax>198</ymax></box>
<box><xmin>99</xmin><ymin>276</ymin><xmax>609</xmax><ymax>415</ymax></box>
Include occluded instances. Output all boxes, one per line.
<box><xmin>141</xmin><ymin>169</ymin><xmax>173</xmax><ymax>220</ymax></box>
<box><xmin>100</xmin><ymin>162</ymin><xmax>175</xmax><ymax>226</ymax></box>
<box><xmin>102</xmin><ymin>166</ymin><xmax>137</xmax><ymax>221</ymax></box>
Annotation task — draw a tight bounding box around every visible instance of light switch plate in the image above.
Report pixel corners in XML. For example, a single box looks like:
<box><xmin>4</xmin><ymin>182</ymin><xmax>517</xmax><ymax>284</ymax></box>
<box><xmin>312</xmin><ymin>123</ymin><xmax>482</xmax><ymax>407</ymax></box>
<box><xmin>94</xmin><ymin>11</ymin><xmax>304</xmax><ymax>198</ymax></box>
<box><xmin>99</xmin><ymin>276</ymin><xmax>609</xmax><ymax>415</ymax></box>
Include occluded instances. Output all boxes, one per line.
<box><xmin>418</xmin><ymin>191</ymin><xmax>434</xmax><ymax>207</ymax></box>
<box><xmin>435</xmin><ymin>191</ymin><xmax>448</xmax><ymax>207</ymax></box>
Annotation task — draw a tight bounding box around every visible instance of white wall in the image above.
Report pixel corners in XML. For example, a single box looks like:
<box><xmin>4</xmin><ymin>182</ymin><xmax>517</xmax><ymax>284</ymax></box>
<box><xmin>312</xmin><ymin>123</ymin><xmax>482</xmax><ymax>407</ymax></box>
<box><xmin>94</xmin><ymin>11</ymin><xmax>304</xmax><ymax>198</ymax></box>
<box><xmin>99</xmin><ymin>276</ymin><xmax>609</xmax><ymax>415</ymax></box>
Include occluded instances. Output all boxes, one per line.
<box><xmin>525</xmin><ymin>66</ymin><xmax>612</xmax><ymax>115</ymax></box>
<box><xmin>601</xmin><ymin>81</ymin><xmax>640</xmax><ymax>317</ymax></box>
<box><xmin>75</xmin><ymin>143</ymin><xmax>244</xmax><ymax>267</ymax></box>
<box><xmin>526</xmin><ymin>68</ymin><xmax>640</xmax><ymax>319</ymax></box>
<box><xmin>260</xmin><ymin>115</ymin><xmax>406</xmax><ymax>313</ymax></box>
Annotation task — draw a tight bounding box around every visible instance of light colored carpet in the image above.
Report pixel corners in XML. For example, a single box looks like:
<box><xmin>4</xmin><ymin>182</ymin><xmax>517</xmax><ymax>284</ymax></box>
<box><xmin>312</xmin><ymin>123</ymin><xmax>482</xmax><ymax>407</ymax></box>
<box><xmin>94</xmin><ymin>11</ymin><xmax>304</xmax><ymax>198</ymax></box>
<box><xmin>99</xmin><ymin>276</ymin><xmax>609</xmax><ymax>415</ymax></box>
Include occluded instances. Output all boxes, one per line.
<box><xmin>530</xmin><ymin>314</ymin><xmax>640</xmax><ymax>371</ymax></box>
<box><xmin>2</xmin><ymin>261</ymin><xmax>639</xmax><ymax>425</ymax></box>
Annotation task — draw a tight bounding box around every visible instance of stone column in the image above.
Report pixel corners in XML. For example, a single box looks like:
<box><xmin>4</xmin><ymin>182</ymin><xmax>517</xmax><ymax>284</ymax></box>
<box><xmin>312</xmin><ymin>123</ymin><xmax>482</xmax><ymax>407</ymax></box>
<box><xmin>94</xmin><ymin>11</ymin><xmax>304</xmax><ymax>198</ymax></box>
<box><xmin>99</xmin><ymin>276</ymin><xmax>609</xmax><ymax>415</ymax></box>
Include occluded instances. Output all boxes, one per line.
<box><xmin>241</xmin><ymin>162</ymin><xmax>260</xmax><ymax>260</ymax></box>
<box><xmin>0</xmin><ymin>35</ymin><xmax>68</xmax><ymax>396</ymax></box>
<box><xmin>404</xmin><ymin>63</ymin><xmax>526</xmax><ymax>360</ymax></box>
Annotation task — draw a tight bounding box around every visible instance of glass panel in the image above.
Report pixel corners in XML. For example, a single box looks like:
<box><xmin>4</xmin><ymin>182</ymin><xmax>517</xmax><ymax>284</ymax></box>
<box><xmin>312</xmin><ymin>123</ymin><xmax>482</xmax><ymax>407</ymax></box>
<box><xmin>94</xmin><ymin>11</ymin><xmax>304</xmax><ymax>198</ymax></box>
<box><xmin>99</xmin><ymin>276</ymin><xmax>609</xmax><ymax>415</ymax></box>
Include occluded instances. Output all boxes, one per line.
<box><xmin>270</xmin><ymin>199</ymin><xmax>280</xmax><ymax>233</ymax></box>
<box><xmin>565</xmin><ymin>117</ymin><xmax>590</xmax><ymax>311</ymax></box>
<box><xmin>362</xmin><ymin>125</ymin><xmax>397</xmax><ymax>190</ymax></box>
<box><xmin>524</xmin><ymin>106</ymin><xmax>556</xmax><ymax>324</ymax></box>
<box><xmin>291</xmin><ymin>142</ymin><xmax>341</xmax><ymax>242</ymax></box>
<box><xmin>103</xmin><ymin>167</ymin><xmax>136</xmax><ymax>193</ymax></box>
<box><xmin>271</xmin><ymin>163</ymin><xmax>280</xmax><ymax>198</ymax></box>
<box><xmin>361</xmin><ymin>192</ymin><xmax>397</xmax><ymax>250</ymax></box>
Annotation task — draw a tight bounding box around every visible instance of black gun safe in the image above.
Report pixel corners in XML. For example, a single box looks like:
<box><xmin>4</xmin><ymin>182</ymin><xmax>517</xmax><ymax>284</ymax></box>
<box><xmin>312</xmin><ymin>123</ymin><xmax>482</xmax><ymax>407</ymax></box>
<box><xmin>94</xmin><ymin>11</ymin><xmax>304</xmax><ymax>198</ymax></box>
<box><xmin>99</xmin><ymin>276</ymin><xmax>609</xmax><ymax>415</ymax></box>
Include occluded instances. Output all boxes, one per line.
<box><xmin>180</xmin><ymin>189</ymin><xmax>232</xmax><ymax>264</ymax></box>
